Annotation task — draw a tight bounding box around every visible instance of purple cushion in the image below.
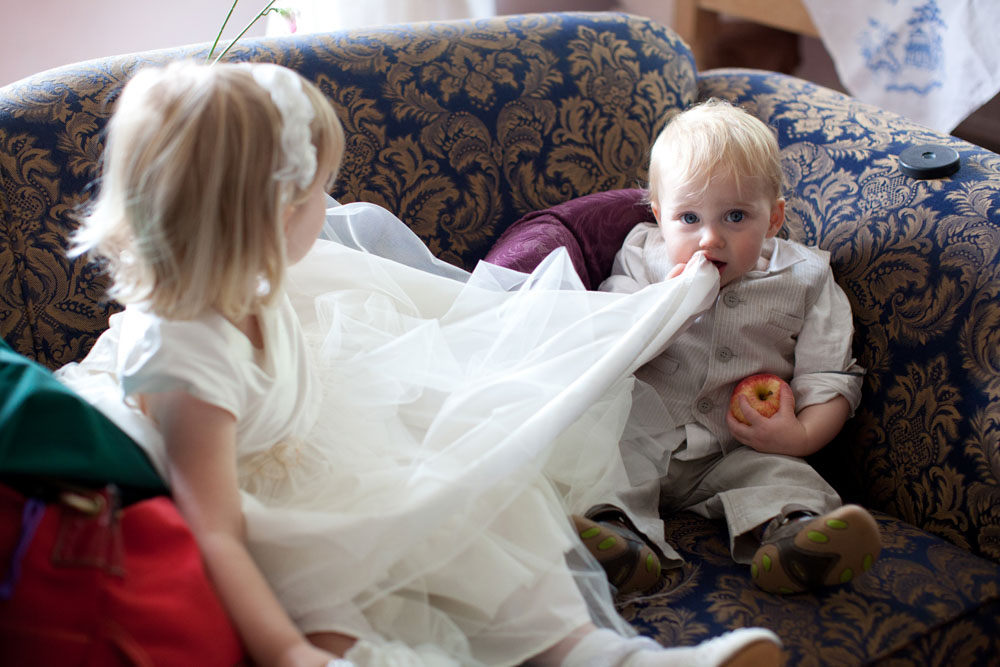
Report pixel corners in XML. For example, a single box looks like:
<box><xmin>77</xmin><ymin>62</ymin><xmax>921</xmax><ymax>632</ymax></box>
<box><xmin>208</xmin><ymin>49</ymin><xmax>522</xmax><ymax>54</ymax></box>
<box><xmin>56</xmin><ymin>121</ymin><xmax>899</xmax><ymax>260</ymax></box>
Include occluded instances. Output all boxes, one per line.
<box><xmin>484</xmin><ymin>189</ymin><xmax>652</xmax><ymax>289</ymax></box>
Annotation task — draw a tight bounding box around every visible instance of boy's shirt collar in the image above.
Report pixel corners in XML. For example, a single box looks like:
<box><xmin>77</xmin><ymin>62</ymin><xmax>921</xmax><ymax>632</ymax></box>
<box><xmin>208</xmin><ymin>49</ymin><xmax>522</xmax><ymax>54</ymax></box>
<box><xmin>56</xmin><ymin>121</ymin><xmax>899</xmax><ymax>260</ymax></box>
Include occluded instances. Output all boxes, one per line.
<box><xmin>752</xmin><ymin>237</ymin><xmax>827</xmax><ymax>277</ymax></box>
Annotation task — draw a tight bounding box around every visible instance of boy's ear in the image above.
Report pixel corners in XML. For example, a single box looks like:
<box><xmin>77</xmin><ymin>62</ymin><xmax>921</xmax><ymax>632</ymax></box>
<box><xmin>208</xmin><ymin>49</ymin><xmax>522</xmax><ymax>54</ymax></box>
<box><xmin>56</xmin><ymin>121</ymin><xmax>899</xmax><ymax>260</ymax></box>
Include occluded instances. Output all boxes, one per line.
<box><xmin>650</xmin><ymin>200</ymin><xmax>661</xmax><ymax>224</ymax></box>
<box><xmin>766</xmin><ymin>198</ymin><xmax>785</xmax><ymax>237</ymax></box>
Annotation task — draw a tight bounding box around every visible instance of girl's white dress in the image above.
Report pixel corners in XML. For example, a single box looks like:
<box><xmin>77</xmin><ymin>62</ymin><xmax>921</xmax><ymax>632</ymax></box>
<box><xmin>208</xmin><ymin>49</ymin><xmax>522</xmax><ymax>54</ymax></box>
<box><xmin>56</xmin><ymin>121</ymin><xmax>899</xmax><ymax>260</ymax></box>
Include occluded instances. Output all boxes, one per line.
<box><xmin>56</xmin><ymin>201</ymin><xmax>720</xmax><ymax>667</ymax></box>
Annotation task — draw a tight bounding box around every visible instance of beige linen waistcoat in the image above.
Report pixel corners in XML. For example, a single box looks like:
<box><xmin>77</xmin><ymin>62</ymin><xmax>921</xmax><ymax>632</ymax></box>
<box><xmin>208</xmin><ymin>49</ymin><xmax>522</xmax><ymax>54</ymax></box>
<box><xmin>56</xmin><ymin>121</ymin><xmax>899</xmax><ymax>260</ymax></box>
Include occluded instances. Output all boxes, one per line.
<box><xmin>601</xmin><ymin>223</ymin><xmax>863</xmax><ymax>459</ymax></box>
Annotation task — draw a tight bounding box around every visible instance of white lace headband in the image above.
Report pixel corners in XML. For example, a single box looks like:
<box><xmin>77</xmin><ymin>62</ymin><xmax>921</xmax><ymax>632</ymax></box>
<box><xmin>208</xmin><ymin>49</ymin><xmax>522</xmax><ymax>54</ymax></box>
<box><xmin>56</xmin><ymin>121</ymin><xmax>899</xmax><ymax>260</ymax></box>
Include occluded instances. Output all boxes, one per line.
<box><xmin>244</xmin><ymin>63</ymin><xmax>317</xmax><ymax>192</ymax></box>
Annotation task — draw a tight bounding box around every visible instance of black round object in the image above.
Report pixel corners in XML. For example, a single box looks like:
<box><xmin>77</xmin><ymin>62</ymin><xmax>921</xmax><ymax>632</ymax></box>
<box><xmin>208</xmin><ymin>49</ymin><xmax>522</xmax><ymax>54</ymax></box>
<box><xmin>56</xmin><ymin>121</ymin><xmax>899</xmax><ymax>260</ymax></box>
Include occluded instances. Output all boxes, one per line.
<box><xmin>898</xmin><ymin>144</ymin><xmax>960</xmax><ymax>179</ymax></box>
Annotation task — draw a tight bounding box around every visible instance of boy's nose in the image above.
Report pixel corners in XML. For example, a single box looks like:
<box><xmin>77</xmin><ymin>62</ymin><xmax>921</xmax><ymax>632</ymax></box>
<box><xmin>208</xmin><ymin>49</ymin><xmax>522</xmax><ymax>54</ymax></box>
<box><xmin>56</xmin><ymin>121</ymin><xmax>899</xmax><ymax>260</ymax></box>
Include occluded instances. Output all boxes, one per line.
<box><xmin>699</xmin><ymin>226</ymin><xmax>725</xmax><ymax>249</ymax></box>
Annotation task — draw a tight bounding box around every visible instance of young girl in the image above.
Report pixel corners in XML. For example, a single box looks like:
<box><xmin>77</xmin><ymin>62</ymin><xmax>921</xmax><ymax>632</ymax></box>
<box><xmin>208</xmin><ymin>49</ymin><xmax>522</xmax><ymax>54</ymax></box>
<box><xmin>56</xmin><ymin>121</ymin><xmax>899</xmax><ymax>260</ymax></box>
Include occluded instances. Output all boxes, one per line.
<box><xmin>56</xmin><ymin>62</ymin><xmax>781</xmax><ymax>666</ymax></box>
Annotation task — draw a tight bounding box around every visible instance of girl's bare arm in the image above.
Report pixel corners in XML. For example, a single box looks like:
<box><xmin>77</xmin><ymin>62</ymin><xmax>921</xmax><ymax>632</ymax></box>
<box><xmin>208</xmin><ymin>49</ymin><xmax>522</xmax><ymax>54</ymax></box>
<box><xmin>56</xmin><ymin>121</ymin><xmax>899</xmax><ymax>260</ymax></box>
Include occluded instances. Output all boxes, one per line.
<box><xmin>146</xmin><ymin>390</ymin><xmax>340</xmax><ymax>667</ymax></box>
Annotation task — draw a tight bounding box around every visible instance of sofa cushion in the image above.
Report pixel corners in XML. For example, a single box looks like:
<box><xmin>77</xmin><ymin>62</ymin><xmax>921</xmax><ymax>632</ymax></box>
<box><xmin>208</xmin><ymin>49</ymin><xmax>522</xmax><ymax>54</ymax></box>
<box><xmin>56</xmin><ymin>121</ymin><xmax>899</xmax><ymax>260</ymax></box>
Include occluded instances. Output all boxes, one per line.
<box><xmin>619</xmin><ymin>512</ymin><xmax>1000</xmax><ymax>666</ymax></box>
<box><xmin>484</xmin><ymin>188</ymin><xmax>651</xmax><ymax>289</ymax></box>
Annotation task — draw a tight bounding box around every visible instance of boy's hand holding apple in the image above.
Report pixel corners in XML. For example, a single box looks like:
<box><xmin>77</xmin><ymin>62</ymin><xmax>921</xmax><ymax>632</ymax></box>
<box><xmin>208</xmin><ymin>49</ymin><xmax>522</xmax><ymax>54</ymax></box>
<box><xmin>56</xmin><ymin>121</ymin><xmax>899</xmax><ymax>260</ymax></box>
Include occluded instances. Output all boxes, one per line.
<box><xmin>726</xmin><ymin>374</ymin><xmax>807</xmax><ymax>456</ymax></box>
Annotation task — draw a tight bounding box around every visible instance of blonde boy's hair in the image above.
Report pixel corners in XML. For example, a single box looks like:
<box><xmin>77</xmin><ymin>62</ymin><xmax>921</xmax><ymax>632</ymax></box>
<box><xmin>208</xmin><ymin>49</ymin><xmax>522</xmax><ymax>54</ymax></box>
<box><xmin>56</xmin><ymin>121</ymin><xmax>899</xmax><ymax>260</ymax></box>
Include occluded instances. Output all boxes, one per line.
<box><xmin>648</xmin><ymin>98</ymin><xmax>783</xmax><ymax>204</ymax></box>
<box><xmin>72</xmin><ymin>62</ymin><xmax>345</xmax><ymax>322</ymax></box>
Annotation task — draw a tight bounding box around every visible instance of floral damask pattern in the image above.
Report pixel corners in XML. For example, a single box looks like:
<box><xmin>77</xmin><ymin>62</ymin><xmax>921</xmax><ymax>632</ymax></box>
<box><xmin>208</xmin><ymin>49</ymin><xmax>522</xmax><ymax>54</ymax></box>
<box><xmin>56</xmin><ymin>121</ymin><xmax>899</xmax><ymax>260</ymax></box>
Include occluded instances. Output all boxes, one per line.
<box><xmin>699</xmin><ymin>70</ymin><xmax>1000</xmax><ymax>566</ymax></box>
<box><xmin>302</xmin><ymin>13</ymin><xmax>695</xmax><ymax>266</ymax></box>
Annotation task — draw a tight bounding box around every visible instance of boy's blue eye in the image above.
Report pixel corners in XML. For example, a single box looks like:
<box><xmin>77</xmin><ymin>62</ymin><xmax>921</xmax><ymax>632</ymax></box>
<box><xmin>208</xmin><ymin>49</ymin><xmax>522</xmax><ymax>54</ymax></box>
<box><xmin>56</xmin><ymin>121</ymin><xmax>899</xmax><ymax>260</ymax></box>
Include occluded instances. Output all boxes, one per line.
<box><xmin>681</xmin><ymin>213</ymin><xmax>698</xmax><ymax>224</ymax></box>
<box><xmin>726</xmin><ymin>210</ymin><xmax>745</xmax><ymax>223</ymax></box>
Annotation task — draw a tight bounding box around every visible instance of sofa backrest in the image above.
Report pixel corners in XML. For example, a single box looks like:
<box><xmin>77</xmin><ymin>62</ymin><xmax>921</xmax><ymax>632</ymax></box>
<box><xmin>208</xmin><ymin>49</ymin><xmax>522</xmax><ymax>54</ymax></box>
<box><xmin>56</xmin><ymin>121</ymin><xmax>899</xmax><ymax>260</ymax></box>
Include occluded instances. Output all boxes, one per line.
<box><xmin>0</xmin><ymin>12</ymin><xmax>696</xmax><ymax>368</ymax></box>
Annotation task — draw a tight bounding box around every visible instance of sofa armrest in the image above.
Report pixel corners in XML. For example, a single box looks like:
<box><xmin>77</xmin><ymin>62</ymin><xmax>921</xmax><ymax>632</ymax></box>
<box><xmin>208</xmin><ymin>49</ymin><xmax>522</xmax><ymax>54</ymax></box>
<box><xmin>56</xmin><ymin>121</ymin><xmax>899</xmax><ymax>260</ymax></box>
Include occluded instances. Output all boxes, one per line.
<box><xmin>697</xmin><ymin>68</ymin><xmax>1000</xmax><ymax>564</ymax></box>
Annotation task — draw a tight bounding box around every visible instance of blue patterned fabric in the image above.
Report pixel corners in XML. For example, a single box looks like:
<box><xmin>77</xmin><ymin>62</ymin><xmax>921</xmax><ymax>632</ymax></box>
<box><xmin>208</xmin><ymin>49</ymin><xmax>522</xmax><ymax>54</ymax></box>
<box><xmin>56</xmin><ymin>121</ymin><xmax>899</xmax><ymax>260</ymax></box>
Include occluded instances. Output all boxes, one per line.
<box><xmin>1</xmin><ymin>12</ymin><xmax>998</xmax><ymax>665</ymax></box>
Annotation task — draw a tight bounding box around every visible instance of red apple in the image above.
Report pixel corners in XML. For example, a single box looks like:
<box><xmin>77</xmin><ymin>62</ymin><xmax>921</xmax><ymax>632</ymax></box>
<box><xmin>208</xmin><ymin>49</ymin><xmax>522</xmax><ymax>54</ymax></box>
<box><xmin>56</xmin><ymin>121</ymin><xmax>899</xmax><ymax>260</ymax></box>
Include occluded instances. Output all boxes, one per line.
<box><xmin>729</xmin><ymin>373</ymin><xmax>793</xmax><ymax>425</ymax></box>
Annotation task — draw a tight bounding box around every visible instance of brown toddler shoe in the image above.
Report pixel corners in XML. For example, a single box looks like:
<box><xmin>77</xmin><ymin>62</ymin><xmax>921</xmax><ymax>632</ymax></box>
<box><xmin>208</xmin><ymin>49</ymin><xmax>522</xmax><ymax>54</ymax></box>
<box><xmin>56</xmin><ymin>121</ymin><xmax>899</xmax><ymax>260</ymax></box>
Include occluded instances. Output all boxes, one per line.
<box><xmin>572</xmin><ymin>506</ymin><xmax>663</xmax><ymax>595</ymax></box>
<box><xmin>751</xmin><ymin>503</ymin><xmax>881</xmax><ymax>594</ymax></box>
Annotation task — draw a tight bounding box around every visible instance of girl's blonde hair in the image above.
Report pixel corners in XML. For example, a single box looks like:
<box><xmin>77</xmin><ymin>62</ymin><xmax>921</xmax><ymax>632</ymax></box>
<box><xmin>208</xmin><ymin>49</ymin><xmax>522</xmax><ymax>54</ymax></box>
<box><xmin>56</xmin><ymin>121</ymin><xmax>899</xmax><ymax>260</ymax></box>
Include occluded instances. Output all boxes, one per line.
<box><xmin>648</xmin><ymin>98</ymin><xmax>783</xmax><ymax>204</ymax></box>
<box><xmin>72</xmin><ymin>62</ymin><xmax>345</xmax><ymax>322</ymax></box>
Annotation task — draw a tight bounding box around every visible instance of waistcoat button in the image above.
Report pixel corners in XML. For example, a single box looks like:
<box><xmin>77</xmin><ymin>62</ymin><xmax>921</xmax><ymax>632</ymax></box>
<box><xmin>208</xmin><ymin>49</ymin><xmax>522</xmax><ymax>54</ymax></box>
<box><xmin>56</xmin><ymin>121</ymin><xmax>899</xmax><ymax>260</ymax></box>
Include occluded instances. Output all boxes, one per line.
<box><xmin>696</xmin><ymin>398</ymin><xmax>713</xmax><ymax>413</ymax></box>
<box><xmin>723</xmin><ymin>292</ymin><xmax>740</xmax><ymax>308</ymax></box>
<box><xmin>717</xmin><ymin>346</ymin><xmax>735</xmax><ymax>362</ymax></box>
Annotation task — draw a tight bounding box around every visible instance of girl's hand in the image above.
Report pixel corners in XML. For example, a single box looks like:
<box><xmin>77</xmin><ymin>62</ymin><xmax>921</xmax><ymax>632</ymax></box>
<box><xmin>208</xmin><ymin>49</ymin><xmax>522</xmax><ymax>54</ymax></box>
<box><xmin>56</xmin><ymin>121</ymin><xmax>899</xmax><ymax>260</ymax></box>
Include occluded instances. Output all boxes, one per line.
<box><xmin>276</xmin><ymin>641</ymin><xmax>341</xmax><ymax>667</ymax></box>
<box><xmin>725</xmin><ymin>388</ymin><xmax>807</xmax><ymax>456</ymax></box>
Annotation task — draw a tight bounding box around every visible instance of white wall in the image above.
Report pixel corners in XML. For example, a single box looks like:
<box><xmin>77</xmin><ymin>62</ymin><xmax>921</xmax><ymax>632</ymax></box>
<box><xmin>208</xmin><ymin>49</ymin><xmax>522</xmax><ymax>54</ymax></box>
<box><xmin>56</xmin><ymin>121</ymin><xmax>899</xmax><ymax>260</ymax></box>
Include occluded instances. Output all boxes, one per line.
<box><xmin>268</xmin><ymin>0</ymin><xmax>495</xmax><ymax>34</ymax></box>
<box><xmin>0</xmin><ymin>0</ymin><xmax>269</xmax><ymax>87</ymax></box>
<box><xmin>2</xmin><ymin>1</ymin><xmax>672</xmax><ymax>88</ymax></box>
<box><xmin>495</xmin><ymin>0</ymin><xmax>674</xmax><ymax>25</ymax></box>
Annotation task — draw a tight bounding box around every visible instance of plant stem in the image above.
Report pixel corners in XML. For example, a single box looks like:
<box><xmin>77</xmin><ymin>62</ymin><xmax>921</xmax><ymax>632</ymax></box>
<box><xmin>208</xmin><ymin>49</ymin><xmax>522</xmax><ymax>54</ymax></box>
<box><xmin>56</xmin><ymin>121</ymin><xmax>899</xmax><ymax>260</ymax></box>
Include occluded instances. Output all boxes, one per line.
<box><xmin>212</xmin><ymin>0</ymin><xmax>278</xmax><ymax>65</ymax></box>
<box><xmin>207</xmin><ymin>0</ymin><xmax>241</xmax><ymax>63</ymax></box>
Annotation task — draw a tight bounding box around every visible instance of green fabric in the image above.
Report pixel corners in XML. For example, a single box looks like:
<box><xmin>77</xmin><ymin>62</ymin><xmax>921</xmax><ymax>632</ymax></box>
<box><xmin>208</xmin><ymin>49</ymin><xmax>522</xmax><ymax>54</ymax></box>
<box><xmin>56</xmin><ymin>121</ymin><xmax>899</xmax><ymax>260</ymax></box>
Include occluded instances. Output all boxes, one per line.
<box><xmin>0</xmin><ymin>337</ymin><xmax>165</xmax><ymax>490</ymax></box>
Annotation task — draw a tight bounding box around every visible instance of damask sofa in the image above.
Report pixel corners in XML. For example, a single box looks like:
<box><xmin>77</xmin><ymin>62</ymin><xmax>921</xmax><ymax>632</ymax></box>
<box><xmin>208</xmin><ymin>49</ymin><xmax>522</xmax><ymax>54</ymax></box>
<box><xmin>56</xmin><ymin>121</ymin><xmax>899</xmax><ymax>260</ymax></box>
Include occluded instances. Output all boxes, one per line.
<box><xmin>2</xmin><ymin>12</ymin><xmax>999</xmax><ymax>666</ymax></box>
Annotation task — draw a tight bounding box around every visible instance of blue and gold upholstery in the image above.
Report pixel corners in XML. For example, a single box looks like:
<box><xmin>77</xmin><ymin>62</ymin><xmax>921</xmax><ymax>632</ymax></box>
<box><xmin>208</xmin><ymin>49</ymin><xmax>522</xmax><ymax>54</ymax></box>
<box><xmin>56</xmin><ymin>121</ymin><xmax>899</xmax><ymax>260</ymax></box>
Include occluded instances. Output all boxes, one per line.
<box><xmin>1</xmin><ymin>12</ymin><xmax>998</xmax><ymax>665</ymax></box>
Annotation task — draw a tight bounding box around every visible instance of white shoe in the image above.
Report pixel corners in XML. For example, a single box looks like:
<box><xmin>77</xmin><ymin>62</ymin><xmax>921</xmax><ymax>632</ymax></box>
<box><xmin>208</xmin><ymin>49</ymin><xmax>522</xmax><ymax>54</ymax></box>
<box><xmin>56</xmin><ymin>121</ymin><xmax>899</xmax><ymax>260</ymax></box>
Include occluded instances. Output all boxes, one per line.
<box><xmin>622</xmin><ymin>627</ymin><xmax>782</xmax><ymax>667</ymax></box>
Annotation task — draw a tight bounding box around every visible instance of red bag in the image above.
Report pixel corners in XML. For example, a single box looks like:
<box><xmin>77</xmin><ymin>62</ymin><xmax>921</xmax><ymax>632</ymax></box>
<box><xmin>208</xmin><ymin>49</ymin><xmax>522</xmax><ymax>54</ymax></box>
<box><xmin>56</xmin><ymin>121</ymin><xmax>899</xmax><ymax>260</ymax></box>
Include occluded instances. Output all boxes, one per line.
<box><xmin>0</xmin><ymin>482</ymin><xmax>245</xmax><ymax>666</ymax></box>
